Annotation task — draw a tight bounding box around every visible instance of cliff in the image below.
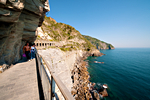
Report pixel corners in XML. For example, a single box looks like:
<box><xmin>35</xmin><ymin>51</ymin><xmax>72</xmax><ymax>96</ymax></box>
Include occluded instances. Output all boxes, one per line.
<box><xmin>39</xmin><ymin>17</ymin><xmax>96</xmax><ymax>51</ymax></box>
<box><xmin>83</xmin><ymin>35</ymin><xmax>115</xmax><ymax>50</ymax></box>
<box><xmin>0</xmin><ymin>0</ymin><xmax>49</xmax><ymax>67</ymax></box>
<box><xmin>36</xmin><ymin>17</ymin><xmax>103</xmax><ymax>57</ymax></box>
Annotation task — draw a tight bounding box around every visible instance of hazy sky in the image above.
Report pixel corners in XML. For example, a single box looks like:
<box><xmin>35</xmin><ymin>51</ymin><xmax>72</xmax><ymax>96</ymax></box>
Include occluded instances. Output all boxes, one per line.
<box><xmin>47</xmin><ymin>0</ymin><xmax>150</xmax><ymax>48</ymax></box>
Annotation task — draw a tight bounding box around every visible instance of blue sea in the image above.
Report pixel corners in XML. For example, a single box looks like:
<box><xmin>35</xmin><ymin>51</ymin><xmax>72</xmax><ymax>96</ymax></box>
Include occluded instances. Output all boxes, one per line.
<box><xmin>87</xmin><ymin>48</ymin><xmax>150</xmax><ymax>100</ymax></box>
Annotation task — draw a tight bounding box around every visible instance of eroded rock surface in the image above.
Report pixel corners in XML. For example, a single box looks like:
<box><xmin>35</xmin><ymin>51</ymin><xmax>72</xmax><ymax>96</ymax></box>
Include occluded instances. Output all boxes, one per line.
<box><xmin>0</xmin><ymin>0</ymin><xmax>49</xmax><ymax>66</ymax></box>
<box><xmin>71</xmin><ymin>53</ymin><xmax>101</xmax><ymax>100</ymax></box>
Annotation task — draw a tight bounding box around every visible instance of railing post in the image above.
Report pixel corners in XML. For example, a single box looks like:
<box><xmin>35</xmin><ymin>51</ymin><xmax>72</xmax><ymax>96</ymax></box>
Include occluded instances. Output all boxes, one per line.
<box><xmin>51</xmin><ymin>75</ymin><xmax>56</xmax><ymax>100</ymax></box>
<box><xmin>40</xmin><ymin>57</ymin><xmax>42</xmax><ymax>79</ymax></box>
<box><xmin>50</xmin><ymin>76</ymin><xmax>53</xmax><ymax>100</ymax></box>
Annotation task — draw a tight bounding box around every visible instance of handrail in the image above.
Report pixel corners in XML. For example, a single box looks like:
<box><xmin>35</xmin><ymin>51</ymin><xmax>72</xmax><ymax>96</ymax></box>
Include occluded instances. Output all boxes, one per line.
<box><xmin>42</xmin><ymin>55</ymin><xmax>74</xmax><ymax>100</ymax></box>
<box><xmin>36</xmin><ymin>53</ymin><xmax>74</xmax><ymax>100</ymax></box>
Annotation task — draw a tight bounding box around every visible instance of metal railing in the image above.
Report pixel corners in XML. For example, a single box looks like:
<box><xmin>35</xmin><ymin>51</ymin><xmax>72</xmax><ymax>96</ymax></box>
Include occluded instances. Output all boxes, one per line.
<box><xmin>36</xmin><ymin>53</ymin><xmax>74</xmax><ymax>100</ymax></box>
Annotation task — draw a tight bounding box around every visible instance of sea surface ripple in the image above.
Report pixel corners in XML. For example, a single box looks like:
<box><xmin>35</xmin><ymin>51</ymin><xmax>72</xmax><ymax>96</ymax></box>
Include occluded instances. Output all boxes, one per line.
<box><xmin>87</xmin><ymin>48</ymin><xmax>150</xmax><ymax>100</ymax></box>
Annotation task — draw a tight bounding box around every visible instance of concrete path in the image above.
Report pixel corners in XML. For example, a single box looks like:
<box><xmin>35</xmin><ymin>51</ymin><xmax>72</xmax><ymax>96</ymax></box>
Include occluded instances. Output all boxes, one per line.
<box><xmin>0</xmin><ymin>59</ymin><xmax>39</xmax><ymax>100</ymax></box>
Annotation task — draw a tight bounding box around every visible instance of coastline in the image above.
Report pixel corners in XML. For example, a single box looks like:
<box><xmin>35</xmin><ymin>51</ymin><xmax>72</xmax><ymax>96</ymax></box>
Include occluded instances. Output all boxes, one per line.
<box><xmin>38</xmin><ymin>48</ymin><xmax>105</xmax><ymax>100</ymax></box>
<box><xmin>71</xmin><ymin>50</ymin><xmax>106</xmax><ymax>100</ymax></box>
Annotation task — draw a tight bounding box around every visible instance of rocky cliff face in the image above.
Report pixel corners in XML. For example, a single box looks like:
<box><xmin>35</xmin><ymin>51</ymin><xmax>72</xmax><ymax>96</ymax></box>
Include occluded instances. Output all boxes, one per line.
<box><xmin>39</xmin><ymin>17</ymin><xmax>102</xmax><ymax>53</ymax></box>
<box><xmin>83</xmin><ymin>35</ymin><xmax>115</xmax><ymax>50</ymax></box>
<box><xmin>0</xmin><ymin>0</ymin><xmax>49</xmax><ymax>66</ymax></box>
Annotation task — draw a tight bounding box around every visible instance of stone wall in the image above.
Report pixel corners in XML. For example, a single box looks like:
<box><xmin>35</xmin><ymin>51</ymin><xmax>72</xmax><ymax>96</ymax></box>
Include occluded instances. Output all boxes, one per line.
<box><xmin>0</xmin><ymin>0</ymin><xmax>50</xmax><ymax>66</ymax></box>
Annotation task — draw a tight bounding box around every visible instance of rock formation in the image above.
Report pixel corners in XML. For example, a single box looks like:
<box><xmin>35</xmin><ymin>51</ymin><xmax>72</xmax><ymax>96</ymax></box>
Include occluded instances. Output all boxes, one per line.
<box><xmin>83</xmin><ymin>35</ymin><xmax>115</xmax><ymax>50</ymax></box>
<box><xmin>71</xmin><ymin>52</ymin><xmax>102</xmax><ymax>100</ymax></box>
<box><xmin>0</xmin><ymin>0</ymin><xmax>50</xmax><ymax>66</ymax></box>
<box><xmin>89</xmin><ymin>49</ymin><xmax>104</xmax><ymax>57</ymax></box>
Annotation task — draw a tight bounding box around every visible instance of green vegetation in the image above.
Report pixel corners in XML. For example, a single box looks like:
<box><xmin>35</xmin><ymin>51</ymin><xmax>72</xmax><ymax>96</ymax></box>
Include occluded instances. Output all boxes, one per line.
<box><xmin>49</xmin><ymin>39</ymin><xmax>53</xmax><ymax>41</ymax></box>
<box><xmin>83</xmin><ymin>35</ymin><xmax>114</xmax><ymax>50</ymax></box>
<box><xmin>59</xmin><ymin>47</ymin><xmax>72</xmax><ymax>51</ymax></box>
<box><xmin>42</xmin><ymin>17</ymin><xmax>82</xmax><ymax>41</ymax></box>
<box><xmin>42</xmin><ymin>16</ymin><xmax>98</xmax><ymax>51</ymax></box>
<box><xmin>59</xmin><ymin>44</ymin><xmax>78</xmax><ymax>51</ymax></box>
<box><xmin>59</xmin><ymin>61</ymin><xmax>61</xmax><ymax>63</ymax></box>
<box><xmin>48</xmin><ymin>46</ymin><xmax>56</xmax><ymax>48</ymax></box>
<box><xmin>37</xmin><ymin>35</ymin><xmax>41</xmax><ymax>40</ymax></box>
<box><xmin>82</xmin><ymin>38</ymin><xmax>97</xmax><ymax>51</ymax></box>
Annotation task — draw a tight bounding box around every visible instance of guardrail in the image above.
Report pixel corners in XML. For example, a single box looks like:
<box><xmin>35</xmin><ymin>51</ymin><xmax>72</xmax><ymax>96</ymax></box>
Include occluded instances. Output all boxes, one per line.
<box><xmin>36</xmin><ymin>53</ymin><xmax>74</xmax><ymax>100</ymax></box>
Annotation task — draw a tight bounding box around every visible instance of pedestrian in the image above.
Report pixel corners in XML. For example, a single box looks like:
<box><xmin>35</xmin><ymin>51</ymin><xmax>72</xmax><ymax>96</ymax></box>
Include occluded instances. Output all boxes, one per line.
<box><xmin>23</xmin><ymin>42</ymin><xmax>31</xmax><ymax>61</ymax></box>
<box><xmin>31</xmin><ymin>43</ymin><xmax>36</xmax><ymax>59</ymax></box>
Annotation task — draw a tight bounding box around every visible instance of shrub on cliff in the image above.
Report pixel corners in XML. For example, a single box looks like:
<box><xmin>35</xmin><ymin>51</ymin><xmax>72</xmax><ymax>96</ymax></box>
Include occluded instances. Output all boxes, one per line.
<box><xmin>41</xmin><ymin>16</ymin><xmax>97</xmax><ymax>51</ymax></box>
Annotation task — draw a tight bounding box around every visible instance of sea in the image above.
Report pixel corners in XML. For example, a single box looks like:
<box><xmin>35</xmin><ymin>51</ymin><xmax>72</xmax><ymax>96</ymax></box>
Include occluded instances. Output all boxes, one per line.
<box><xmin>87</xmin><ymin>48</ymin><xmax>150</xmax><ymax>100</ymax></box>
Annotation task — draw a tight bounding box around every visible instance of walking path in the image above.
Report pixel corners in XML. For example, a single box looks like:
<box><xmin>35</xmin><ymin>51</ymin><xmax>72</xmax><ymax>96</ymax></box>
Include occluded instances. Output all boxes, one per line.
<box><xmin>0</xmin><ymin>59</ymin><xmax>39</xmax><ymax>100</ymax></box>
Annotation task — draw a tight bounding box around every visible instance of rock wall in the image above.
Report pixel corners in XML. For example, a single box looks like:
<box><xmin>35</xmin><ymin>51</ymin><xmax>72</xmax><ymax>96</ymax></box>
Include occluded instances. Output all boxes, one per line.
<box><xmin>0</xmin><ymin>0</ymin><xmax>50</xmax><ymax>66</ymax></box>
<box><xmin>36</xmin><ymin>27</ymin><xmax>52</xmax><ymax>40</ymax></box>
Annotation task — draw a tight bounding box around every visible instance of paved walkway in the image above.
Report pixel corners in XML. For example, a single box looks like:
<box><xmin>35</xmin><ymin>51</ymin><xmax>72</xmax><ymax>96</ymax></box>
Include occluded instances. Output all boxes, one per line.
<box><xmin>0</xmin><ymin>59</ymin><xmax>39</xmax><ymax>100</ymax></box>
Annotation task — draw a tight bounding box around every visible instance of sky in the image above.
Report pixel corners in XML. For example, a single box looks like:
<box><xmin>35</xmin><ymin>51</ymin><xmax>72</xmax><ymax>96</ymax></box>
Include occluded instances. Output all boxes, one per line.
<box><xmin>47</xmin><ymin>0</ymin><xmax>150</xmax><ymax>48</ymax></box>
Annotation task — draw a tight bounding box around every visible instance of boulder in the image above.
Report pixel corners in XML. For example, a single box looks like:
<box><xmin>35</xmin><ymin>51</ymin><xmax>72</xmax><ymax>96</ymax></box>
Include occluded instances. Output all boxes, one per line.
<box><xmin>90</xmin><ymin>49</ymin><xmax>104</xmax><ymax>57</ymax></box>
<box><xmin>93</xmin><ymin>91</ymin><xmax>100</xmax><ymax>100</ymax></box>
